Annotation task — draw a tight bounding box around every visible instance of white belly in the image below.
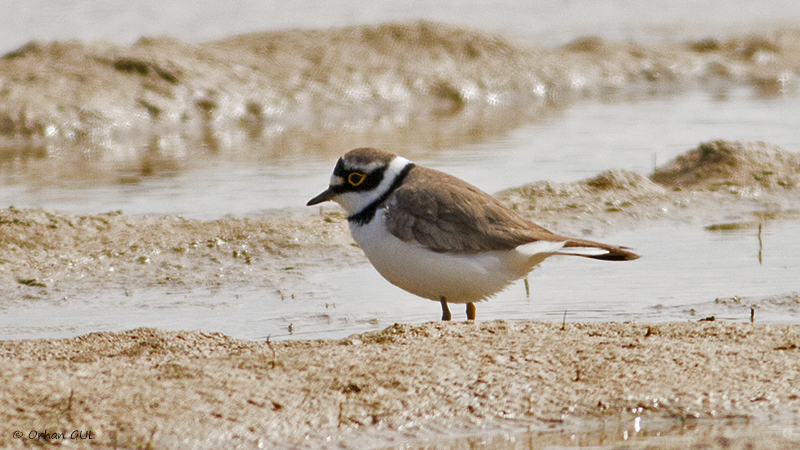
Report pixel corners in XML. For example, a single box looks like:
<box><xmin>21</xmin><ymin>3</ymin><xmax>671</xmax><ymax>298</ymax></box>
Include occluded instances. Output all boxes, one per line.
<box><xmin>349</xmin><ymin>209</ymin><xmax>555</xmax><ymax>304</ymax></box>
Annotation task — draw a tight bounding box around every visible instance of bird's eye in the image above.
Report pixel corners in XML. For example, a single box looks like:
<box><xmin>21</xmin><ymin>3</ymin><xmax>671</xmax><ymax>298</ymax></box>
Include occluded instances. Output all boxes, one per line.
<box><xmin>348</xmin><ymin>172</ymin><xmax>367</xmax><ymax>186</ymax></box>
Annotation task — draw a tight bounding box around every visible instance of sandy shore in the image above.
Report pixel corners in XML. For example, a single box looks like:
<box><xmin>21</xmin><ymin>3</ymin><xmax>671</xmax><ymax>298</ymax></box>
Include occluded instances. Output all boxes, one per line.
<box><xmin>2</xmin><ymin>20</ymin><xmax>800</xmax><ymax>447</ymax></box>
<box><xmin>2</xmin><ymin>321</ymin><xmax>799</xmax><ymax>449</ymax></box>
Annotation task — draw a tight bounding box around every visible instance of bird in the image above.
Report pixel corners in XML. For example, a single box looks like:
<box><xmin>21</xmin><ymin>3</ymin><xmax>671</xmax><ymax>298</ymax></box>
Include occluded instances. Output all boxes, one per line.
<box><xmin>307</xmin><ymin>147</ymin><xmax>639</xmax><ymax>321</ymax></box>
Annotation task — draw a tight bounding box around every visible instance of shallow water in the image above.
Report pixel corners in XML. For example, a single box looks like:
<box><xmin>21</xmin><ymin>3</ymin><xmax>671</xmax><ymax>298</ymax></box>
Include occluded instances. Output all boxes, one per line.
<box><xmin>2</xmin><ymin>215</ymin><xmax>797</xmax><ymax>341</ymax></box>
<box><xmin>388</xmin><ymin>416</ymin><xmax>800</xmax><ymax>450</ymax></box>
<box><xmin>3</xmin><ymin>87</ymin><xmax>799</xmax><ymax>218</ymax></box>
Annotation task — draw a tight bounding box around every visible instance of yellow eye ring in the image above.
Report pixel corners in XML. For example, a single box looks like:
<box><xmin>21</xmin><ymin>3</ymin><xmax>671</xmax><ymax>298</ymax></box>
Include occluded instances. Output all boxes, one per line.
<box><xmin>348</xmin><ymin>172</ymin><xmax>367</xmax><ymax>186</ymax></box>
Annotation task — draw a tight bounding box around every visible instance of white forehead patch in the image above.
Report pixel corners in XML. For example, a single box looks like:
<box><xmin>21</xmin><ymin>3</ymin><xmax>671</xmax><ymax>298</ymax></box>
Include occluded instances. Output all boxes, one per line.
<box><xmin>329</xmin><ymin>174</ymin><xmax>345</xmax><ymax>186</ymax></box>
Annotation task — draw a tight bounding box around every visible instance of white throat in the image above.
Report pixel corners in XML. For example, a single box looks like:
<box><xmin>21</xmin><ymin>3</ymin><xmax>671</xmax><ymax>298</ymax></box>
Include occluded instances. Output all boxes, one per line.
<box><xmin>333</xmin><ymin>156</ymin><xmax>411</xmax><ymax>216</ymax></box>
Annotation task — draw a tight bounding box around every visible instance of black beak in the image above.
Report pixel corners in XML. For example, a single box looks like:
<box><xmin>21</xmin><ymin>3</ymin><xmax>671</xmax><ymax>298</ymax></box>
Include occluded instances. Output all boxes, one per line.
<box><xmin>306</xmin><ymin>187</ymin><xmax>336</xmax><ymax>206</ymax></box>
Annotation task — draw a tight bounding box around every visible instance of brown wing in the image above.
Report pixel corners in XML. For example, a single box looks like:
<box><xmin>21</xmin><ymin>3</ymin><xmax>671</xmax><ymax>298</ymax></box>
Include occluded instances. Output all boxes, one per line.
<box><xmin>384</xmin><ymin>165</ymin><xmax>640</xmax><ymax>261</ymax></box>
<box><xmin>384</xmin><ymin>166</ymin><xmax>561</xmax><ymax>253</ymax></box>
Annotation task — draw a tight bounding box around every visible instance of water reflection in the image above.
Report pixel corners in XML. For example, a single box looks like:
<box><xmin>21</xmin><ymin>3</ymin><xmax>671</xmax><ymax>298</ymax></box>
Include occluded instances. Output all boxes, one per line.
<box><xmin>387</xmin><ymin>416</ymin><xmax>800</xmax><ymax>450</ymax></box>
<box><xmin>2</xmin><ymin>87</ymin><xmax>798</xmax><ymax>218</ymax></box>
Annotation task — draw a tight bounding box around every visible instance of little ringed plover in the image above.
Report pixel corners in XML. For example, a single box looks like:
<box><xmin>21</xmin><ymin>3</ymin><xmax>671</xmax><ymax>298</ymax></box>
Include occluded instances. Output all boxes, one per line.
<box><xmin>308</xmin><ymin>147</ymin><xmax>639</xmax><ymax>321</ymax></box>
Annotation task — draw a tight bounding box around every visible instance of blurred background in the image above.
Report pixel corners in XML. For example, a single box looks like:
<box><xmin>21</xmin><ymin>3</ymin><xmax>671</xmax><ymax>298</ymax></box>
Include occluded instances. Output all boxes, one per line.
<box><xmin>4</xmin><ymin>0</ymin><xmax>800</xmax><ymax>53</ymax></box>
<box><xmin>1</xmin><ymin>0</ymin><xmax>799</xmax><ymax>217</ymax></box>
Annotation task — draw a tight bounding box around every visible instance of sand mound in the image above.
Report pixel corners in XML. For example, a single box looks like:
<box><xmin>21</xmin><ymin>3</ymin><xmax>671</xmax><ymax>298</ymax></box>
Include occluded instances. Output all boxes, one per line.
<box><xmin>651</xmin><ymin>140</ymin><xmax>800</xmax><ymax>191</ymax></box>
<box><xmin>497</xmin><ymin>169</ymin><xmax>668</xmax><ymax>221</ymax></box>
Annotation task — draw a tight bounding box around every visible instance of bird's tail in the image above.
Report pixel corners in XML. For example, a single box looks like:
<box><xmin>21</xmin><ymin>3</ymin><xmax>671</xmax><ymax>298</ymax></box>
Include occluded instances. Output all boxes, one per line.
<box><xmin>516</xmin><ymin>238</ymin><xmax>640</xmax><ymax>261</ymax></box>
<box><xmin>557</xmin><ymin>239</ymin><xmax>640</xmax><ymax>261</ymax></box>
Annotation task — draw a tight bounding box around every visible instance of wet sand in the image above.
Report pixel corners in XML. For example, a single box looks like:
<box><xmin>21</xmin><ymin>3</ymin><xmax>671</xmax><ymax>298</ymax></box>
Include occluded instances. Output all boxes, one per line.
<box><xmin>2</xmin><ymin>322</ymin><xmax>799</xmax><ymax>449</ymax></box>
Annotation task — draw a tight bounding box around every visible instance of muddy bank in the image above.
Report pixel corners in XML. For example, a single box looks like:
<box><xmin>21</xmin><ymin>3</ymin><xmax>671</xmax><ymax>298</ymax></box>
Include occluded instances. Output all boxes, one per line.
<box><xmin>1</xmin><ymin>21</ymin><xmax>799</xmax><ymax>164</ymax></box>
<box><xmin>651</xmin><ymin>140</ymin><xmax>800</xmax><ymax>190</ymax></box>
<box><xmin>498</xmin><ymin>139</ymin><xmax>800</xmax><ymax>231</ymax></box>
<box><xmin>0</xmin><ymin>208</ymin><xmax>357</xmax><ymax>304</ymax></box>
<box><xmin>1</xmin><ymin>321</ymin><xmax>799</xmax><ymax>449</ymax></box>
<box><xmin>2</xmin><ymin>139</ymin><xmax>798</xmax><ymax>304</ymax></box>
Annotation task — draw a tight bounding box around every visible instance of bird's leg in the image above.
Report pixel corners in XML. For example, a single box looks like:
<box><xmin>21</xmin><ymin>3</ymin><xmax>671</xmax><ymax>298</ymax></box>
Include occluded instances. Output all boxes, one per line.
<box><xmin>440</xmin><ymin>297</ymin><xmax>451</xmax><ymax>321</ymax></box>
<box><xmin>466</xmin><ymin>302</ymin><xmax>476</xmax><ymax>321</ymax></box>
